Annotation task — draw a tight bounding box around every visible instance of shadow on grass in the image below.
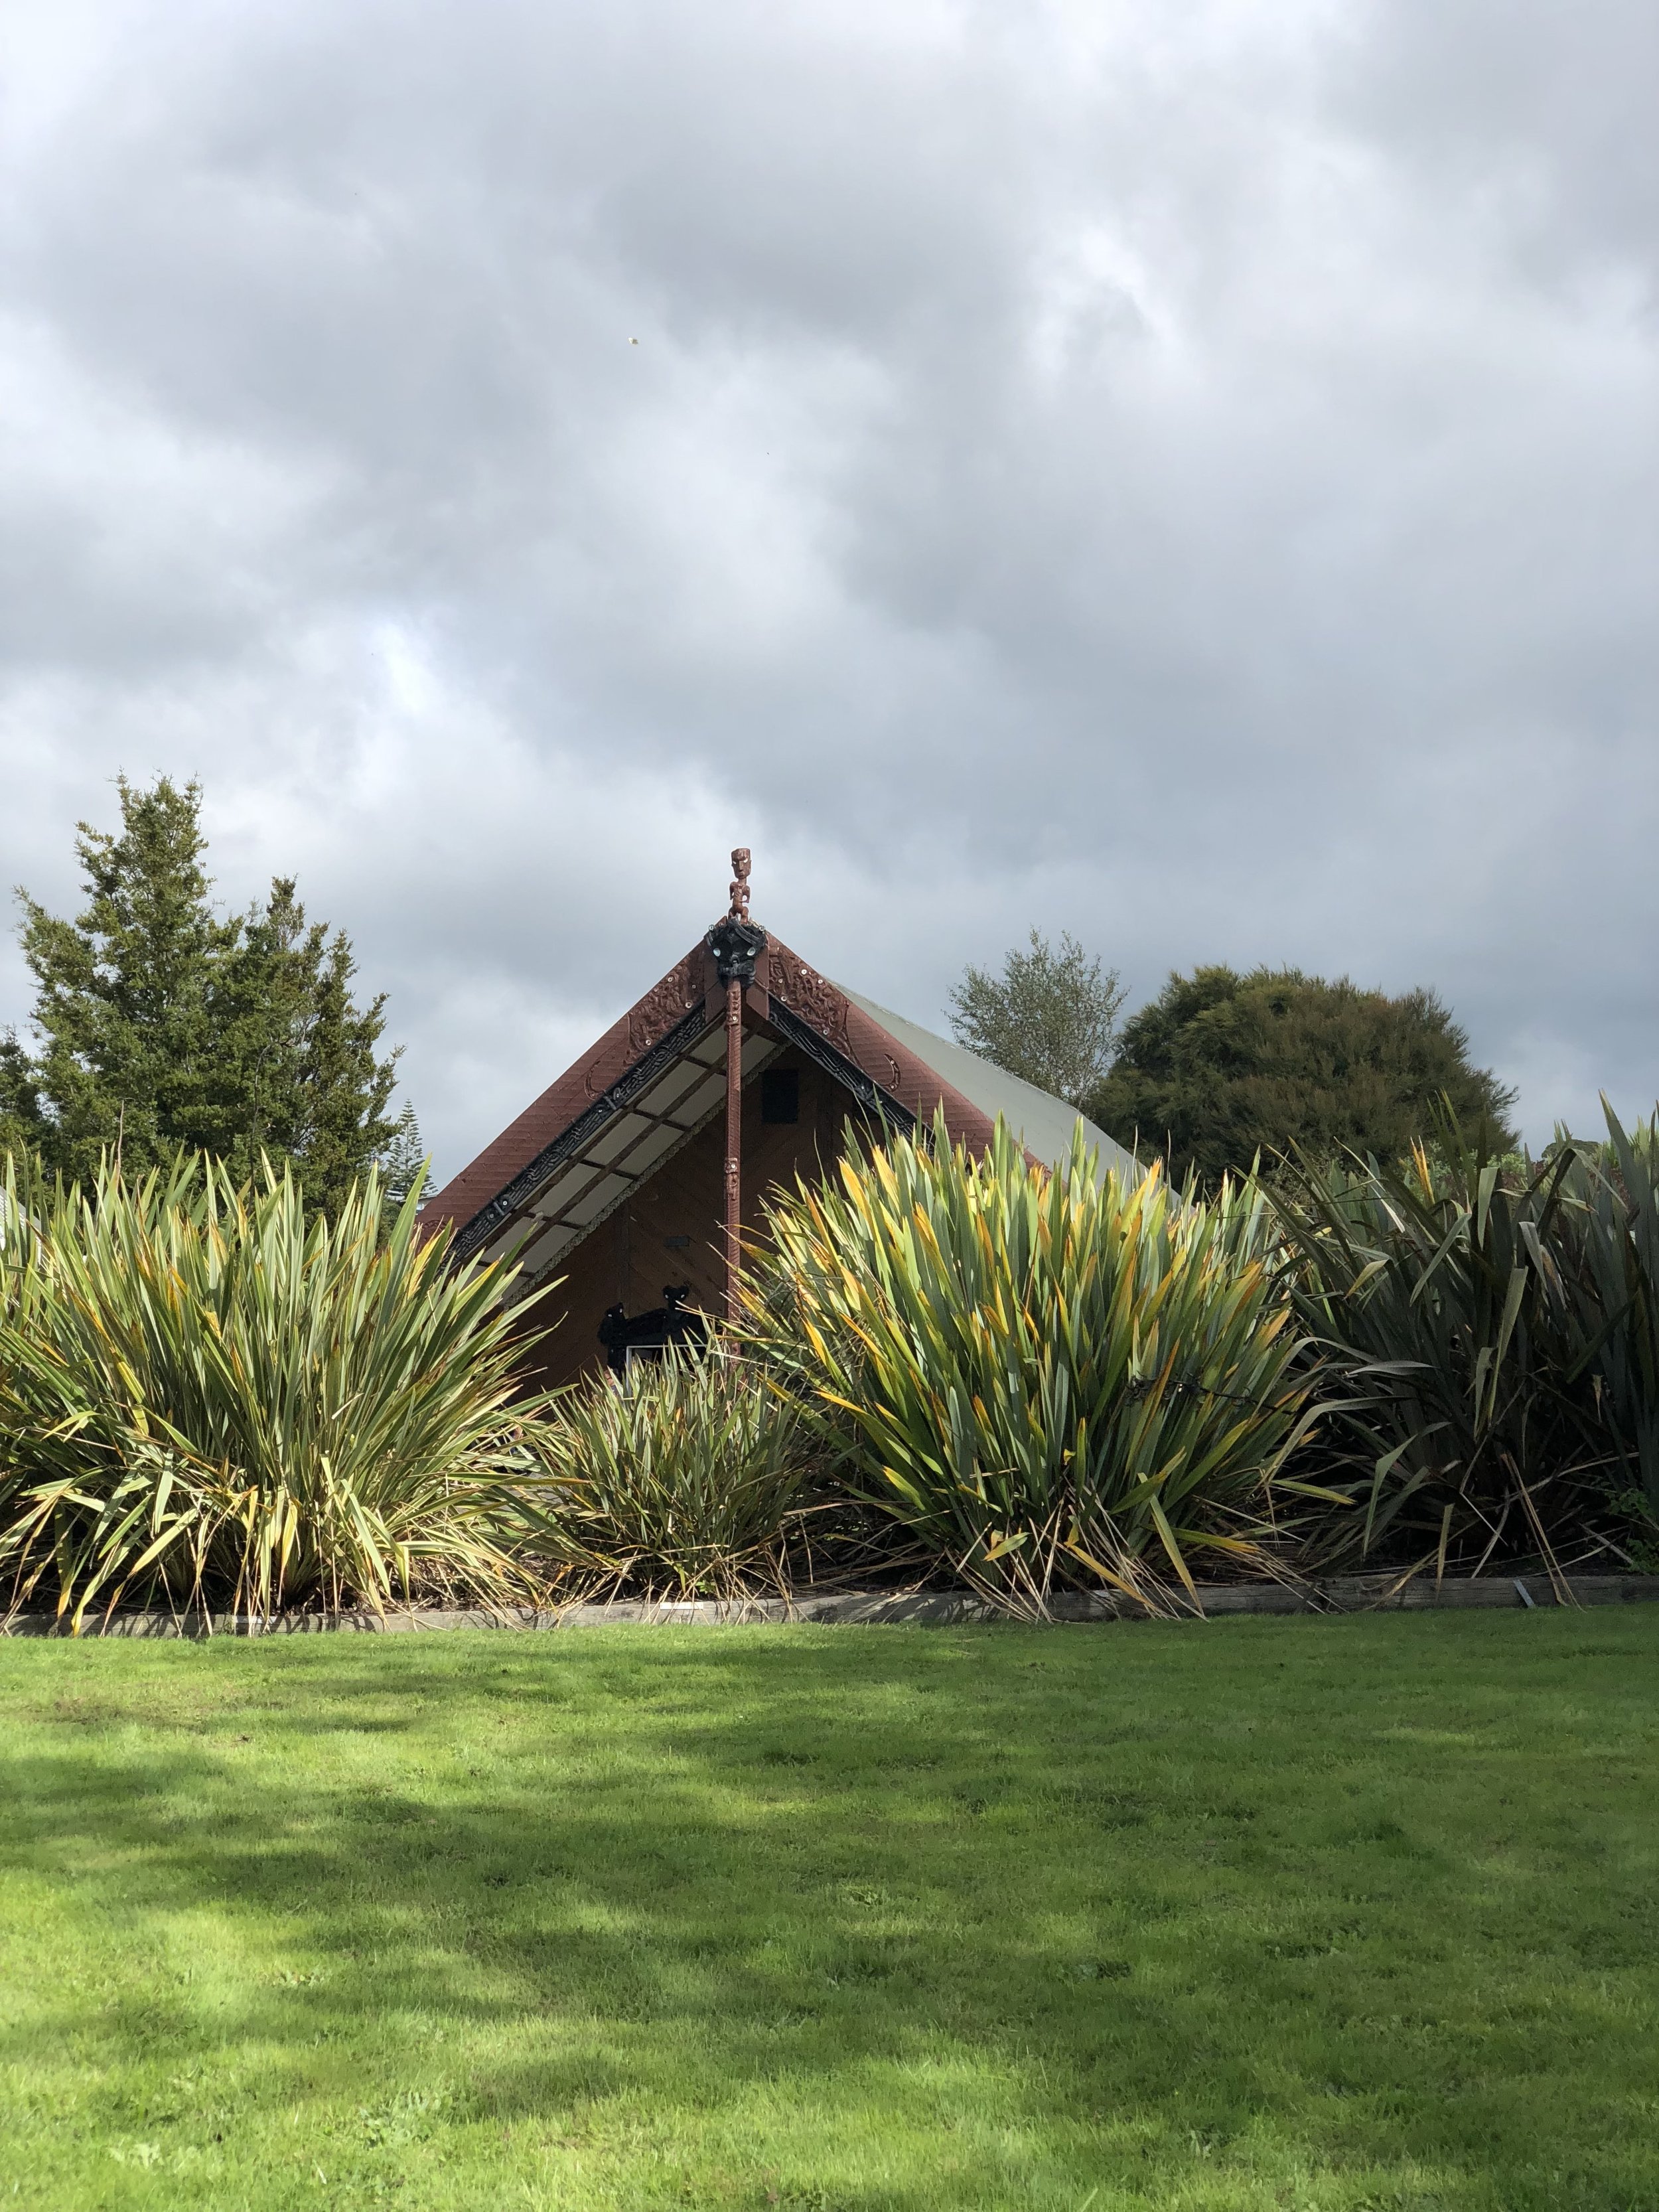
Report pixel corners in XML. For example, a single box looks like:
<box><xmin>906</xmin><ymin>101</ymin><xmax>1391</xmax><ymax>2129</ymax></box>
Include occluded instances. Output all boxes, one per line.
<box><xmin>3</xmin><ymin>1618</ymin><xmax>1658</xmax><ymax>2207</ymax></box>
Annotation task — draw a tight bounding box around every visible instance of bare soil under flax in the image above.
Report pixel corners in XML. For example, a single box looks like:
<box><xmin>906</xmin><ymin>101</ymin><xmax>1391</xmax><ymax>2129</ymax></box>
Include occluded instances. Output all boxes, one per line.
<box><xmin>1</xmin><ymin>1613</ymin><xmax>1656</xmax><ymax>2210</ymax></box>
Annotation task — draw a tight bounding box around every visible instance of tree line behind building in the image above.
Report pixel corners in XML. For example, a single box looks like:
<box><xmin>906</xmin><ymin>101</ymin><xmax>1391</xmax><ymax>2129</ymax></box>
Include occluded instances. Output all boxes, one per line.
<box><xmin>1</xmin><ymin>776</ymin><xmax>1522</xmax><ymax>1205</ymax></box>
<box><xmin>3</xmin><ymin>776</ymin><xmax>1654</xmax><ymax>1624</ymax></box>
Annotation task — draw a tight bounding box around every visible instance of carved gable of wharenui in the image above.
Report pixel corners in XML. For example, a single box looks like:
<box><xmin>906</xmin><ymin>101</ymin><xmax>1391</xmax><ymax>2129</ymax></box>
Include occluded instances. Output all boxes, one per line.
<box><xmin>418</xmin><ymin>932</ymin><xmax>1006</xmax><ymax>1277</ymax></box>
<box><xmin>419</xmin><ymin>923</ymin><xmax>1145</xmax><ymax>1303</ymax></box>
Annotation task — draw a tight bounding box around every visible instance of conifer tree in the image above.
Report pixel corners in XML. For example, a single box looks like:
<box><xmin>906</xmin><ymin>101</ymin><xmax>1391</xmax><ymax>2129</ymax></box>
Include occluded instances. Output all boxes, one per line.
<box><xmin>0</xmin><ymin>777</ymin><xmax>408</xmax><ymax>1212</ymax></box>
<box><xmin>378</xmin><ymin>1104</ymin><xmax>435</xmax><ymax>1212</ymax></box>
<box><xmin>1</xmin><ymin>778</ymin><xmax>227</xmax><ymax>1178</ymax></box>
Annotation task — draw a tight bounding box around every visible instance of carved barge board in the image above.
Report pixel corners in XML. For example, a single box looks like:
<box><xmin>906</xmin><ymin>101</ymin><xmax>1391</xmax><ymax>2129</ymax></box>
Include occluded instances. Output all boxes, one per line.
<box><xmin>766</xmin><ymin>999</ymin><xmax>914</xmax><ymax>1134</ymax></box>
<box><xmin>451</xmin><ymin>1005</ymin><xmax>713</xmax><ymax>1264</ymax></box>
<box><xmin>445</xmin><ymin>956</ymin><xmax>921</xmax><ymax>1268</ymax></box>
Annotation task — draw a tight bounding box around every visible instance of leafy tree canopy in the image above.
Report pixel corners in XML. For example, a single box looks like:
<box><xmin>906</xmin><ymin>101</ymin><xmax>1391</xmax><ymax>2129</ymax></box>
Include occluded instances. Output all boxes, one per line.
<box><xmin>1086</xmin><ymin>964</ymin><xmax>1518</xmax><ymax>1187</ymax></box>
<box><xmin>0</xmin><ymin>776</ymin><xmax>424</xmax><ymax>1213</ymax></box>
<box><xmin>948</xmin><ymin>930</ymin><xmax>1125</xmax><ymax>1106</ymax></box>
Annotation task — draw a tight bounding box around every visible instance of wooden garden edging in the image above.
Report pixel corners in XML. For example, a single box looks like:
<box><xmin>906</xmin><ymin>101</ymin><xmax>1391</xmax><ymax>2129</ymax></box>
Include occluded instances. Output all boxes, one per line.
<box><xmin>5</xmin><ymin>1574</ymin><xmax>1659</xmax><ymax>1635</ymax></box>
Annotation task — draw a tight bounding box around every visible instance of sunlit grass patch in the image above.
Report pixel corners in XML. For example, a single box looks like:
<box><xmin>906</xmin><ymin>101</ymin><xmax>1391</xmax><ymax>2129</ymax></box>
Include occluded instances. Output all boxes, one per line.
<box><xmin>1</xmin><ymin>1611</ymin><xmax>1657</xmax><ymax>2208</ymax></box>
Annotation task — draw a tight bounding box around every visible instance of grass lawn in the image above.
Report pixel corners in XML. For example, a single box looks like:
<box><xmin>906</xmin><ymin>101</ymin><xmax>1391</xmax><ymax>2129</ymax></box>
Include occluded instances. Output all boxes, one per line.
<box><xmin>1</xmin><ymin>1614</ymin><xmax>1657</xmax><ymax>2211</ymax></box>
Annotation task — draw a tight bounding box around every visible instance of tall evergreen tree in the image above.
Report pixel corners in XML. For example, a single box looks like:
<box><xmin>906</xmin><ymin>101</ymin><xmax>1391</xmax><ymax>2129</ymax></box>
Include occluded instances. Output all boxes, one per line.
<box><xmin>0</xmin><ymin>777</ymin><xmax>409</xmax><ymax>1213</ymax></box>
<box><xmin>1</xmin><ymin>778</ymin><xmax>227</xmax><ymax>1177</ymax></box>
<box><xmin>1087</xmin><ymin>964</ymin><xmax>1518</xmax><ymax>1188</ymax></box>
<box><xmin>378</xmin><ymin>1104</ymin><xmax>435</xmax><ymax>1212</ymax></box>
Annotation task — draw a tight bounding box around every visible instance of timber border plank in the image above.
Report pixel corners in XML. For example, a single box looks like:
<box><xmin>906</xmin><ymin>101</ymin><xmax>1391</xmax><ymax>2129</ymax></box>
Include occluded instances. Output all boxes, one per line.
<box><xmin>6</xmin><ymin>1576</ymin><xmax>1659</xmax><ymax>1635</ymax></box>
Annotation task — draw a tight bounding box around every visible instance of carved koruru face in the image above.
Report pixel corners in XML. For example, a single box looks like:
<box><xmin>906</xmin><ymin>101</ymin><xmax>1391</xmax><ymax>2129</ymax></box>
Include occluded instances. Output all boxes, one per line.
<box><xmin>706</xmin><ymin>914</ymin><xmax>766</xmax><ymax>986</ymax></box>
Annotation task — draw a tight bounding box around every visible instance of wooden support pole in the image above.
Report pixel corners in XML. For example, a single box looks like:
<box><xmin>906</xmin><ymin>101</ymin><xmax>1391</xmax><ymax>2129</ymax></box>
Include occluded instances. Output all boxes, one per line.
<box><xmin>705</xmin><ymin>847</ymin><xmax>763</xmax><ymax>1332</ymax></box>
<box><xmin>723</xmin><ymin>971</ymin><xmax>743</xmax><ymax>1323</ymax></box>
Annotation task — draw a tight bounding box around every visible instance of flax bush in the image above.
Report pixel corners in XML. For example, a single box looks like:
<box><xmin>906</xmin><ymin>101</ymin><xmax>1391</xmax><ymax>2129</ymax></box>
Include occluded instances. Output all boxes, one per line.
<box><xmin>1274</xmin><ymin>1104</ymin><xmax>1659</xmax><ymax>1580</ymax></box>
<box><xmin>742</xmin><ymin>1114</ymin><xmax>1322</xmax><ymax>1614</ymax></box>
<box><xmin>0</xmin><ymin>1152</ymin><xmax>553</xmax><ymax>1625</ymax></box>
<box><xmin>521</xmin><ymin>1349</ymin><xmax>821</xmax><ymax>1601</ymax></box>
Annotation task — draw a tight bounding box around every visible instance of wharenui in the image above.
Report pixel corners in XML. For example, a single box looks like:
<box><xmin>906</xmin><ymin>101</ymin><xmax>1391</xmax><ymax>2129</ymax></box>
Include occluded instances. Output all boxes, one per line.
<box><xmin>420</xmin><ymin>851</ymin><xmax>1139</xmax><ymax>1384</ymax></box>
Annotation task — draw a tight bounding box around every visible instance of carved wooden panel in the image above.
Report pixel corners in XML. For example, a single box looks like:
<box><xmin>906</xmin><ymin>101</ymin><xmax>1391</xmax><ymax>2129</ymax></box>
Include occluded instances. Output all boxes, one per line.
<box><xmin>768</xmin><ymin>948</ymin><xmax>851</xmax><ymax>1056</ymax></box>
<box><xmin>628</xmin><ymin>955</ymin><xmax>704</xmax><ymax>1056</ymax></box>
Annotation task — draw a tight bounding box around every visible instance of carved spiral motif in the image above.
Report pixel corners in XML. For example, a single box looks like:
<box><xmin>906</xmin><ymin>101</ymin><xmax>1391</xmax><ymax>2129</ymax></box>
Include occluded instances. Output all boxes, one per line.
<box><xmin>628</xmin><ymin>956</ymin><xmax>703</xmax><ymax>1055</ymax></box>
<box><xmin>769</xmin><ymin>950</ymin><xmax>851</xmax><ymax>1056</ymax></box>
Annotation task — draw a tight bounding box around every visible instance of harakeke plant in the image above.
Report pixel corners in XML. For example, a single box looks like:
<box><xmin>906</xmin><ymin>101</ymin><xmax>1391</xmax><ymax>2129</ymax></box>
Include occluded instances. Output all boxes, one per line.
<box><xmin>0</xmin><ymin>1151</ymin><xmax>554</xmax><ymax>1626</ymax></box>
<box><xmin>1551</xmin><ymin>1108</ymin><xmax>1659</xmax><ymax>1531</ymax></box>
<box><xmin>521</xmin><ymin>1347</ymin><xmax>820</xmax><ymax>1601</ymax></box>
<box><xmin>1273</xmin><ymin>1104</ymin><xmax>1659</xmax><ymax>1584</ymax></box>
<box><xmin>743</xmin><ymin>1114</ymin><xmax>1320</xmax><ymax>1615</ymax></box>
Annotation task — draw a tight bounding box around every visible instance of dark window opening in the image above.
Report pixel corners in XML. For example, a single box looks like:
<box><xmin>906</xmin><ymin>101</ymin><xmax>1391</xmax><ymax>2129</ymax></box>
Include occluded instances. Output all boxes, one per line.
<box><xmin>760</xmin><ymin>1067</ymin><xmax>800</xmax><ymax>1124</ymax></box>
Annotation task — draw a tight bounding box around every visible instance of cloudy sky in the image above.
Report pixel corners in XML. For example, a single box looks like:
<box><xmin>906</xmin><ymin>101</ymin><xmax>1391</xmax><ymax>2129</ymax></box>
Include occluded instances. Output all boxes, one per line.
<box><xmin>3</xmin><ymin>0</ymin><xmax>1654</xmax><ymax>1173</ymax></box>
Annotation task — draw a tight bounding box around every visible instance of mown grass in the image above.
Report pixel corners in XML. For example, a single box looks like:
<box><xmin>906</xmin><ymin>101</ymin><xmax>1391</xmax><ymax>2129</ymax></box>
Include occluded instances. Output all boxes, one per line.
<box><xmin>1</xmin><ymin>1613</ymin><xmax>1656</xmax><ymax>2210</ymax></box>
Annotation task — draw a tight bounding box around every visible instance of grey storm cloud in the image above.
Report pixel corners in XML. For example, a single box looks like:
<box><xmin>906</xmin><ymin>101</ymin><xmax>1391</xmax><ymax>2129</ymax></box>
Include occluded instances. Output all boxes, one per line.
<box><xmin>1</xmin><ymin>0</ymin><xmax>1654</xmax><ymax>1175</ymax></box>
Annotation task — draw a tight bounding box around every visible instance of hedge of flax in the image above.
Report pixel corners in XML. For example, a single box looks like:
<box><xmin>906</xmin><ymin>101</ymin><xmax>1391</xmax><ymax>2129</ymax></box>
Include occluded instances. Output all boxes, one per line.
<box><xmin>742</xmin><ymin>1114</ymin><xmax>1320</xmax><ymax>1615</ymax></box>
<box><xmin>5</xmin><ymin>1102</ymin><xmax>1658</xmax><ymax>1622</ymax></box>
<box><xmin>1275</xmin><ymin>1106</ymin><xmax>1659</xmax><ymax>1584</ymax></box>
<box><xmin>0</xmin><ymin>1153</ymin><xmax>552</xmax><ymax>1626</ymax></box>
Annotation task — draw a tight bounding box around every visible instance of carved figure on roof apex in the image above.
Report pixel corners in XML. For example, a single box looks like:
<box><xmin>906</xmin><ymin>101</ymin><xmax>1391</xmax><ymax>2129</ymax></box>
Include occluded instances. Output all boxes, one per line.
<box><xmin>708</xmin><ymin>848</ymin><xmax>766</xmax><ymax>989</ymax></box>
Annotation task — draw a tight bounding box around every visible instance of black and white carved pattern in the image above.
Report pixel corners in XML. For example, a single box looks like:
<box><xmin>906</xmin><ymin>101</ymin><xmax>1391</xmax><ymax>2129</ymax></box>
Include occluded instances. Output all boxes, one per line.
<box><xmin>766</xmin><ymin>999</ymin><xmax>916</xmax><ymax>1136</ymax></box>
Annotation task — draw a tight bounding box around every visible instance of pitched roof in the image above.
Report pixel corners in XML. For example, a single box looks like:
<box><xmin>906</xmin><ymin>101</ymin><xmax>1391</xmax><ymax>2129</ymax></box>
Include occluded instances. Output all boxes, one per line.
<box><xmin>838</xmin><ymin>988</ymin><xmax>1140</xmax><ymax>1185</ymax></box>
<box><xmin>420</xmin><ymin>929</ymin><xmax>1142</xmax><ymax>1273</ymax></box>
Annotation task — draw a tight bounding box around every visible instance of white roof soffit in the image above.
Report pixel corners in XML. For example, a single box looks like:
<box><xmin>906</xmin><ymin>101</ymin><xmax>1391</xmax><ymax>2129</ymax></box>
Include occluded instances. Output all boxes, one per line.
<box><xmin>486</xmin><ymin>1026</ymin><xmax>782</xmax><ymax>1290</ymax></box>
